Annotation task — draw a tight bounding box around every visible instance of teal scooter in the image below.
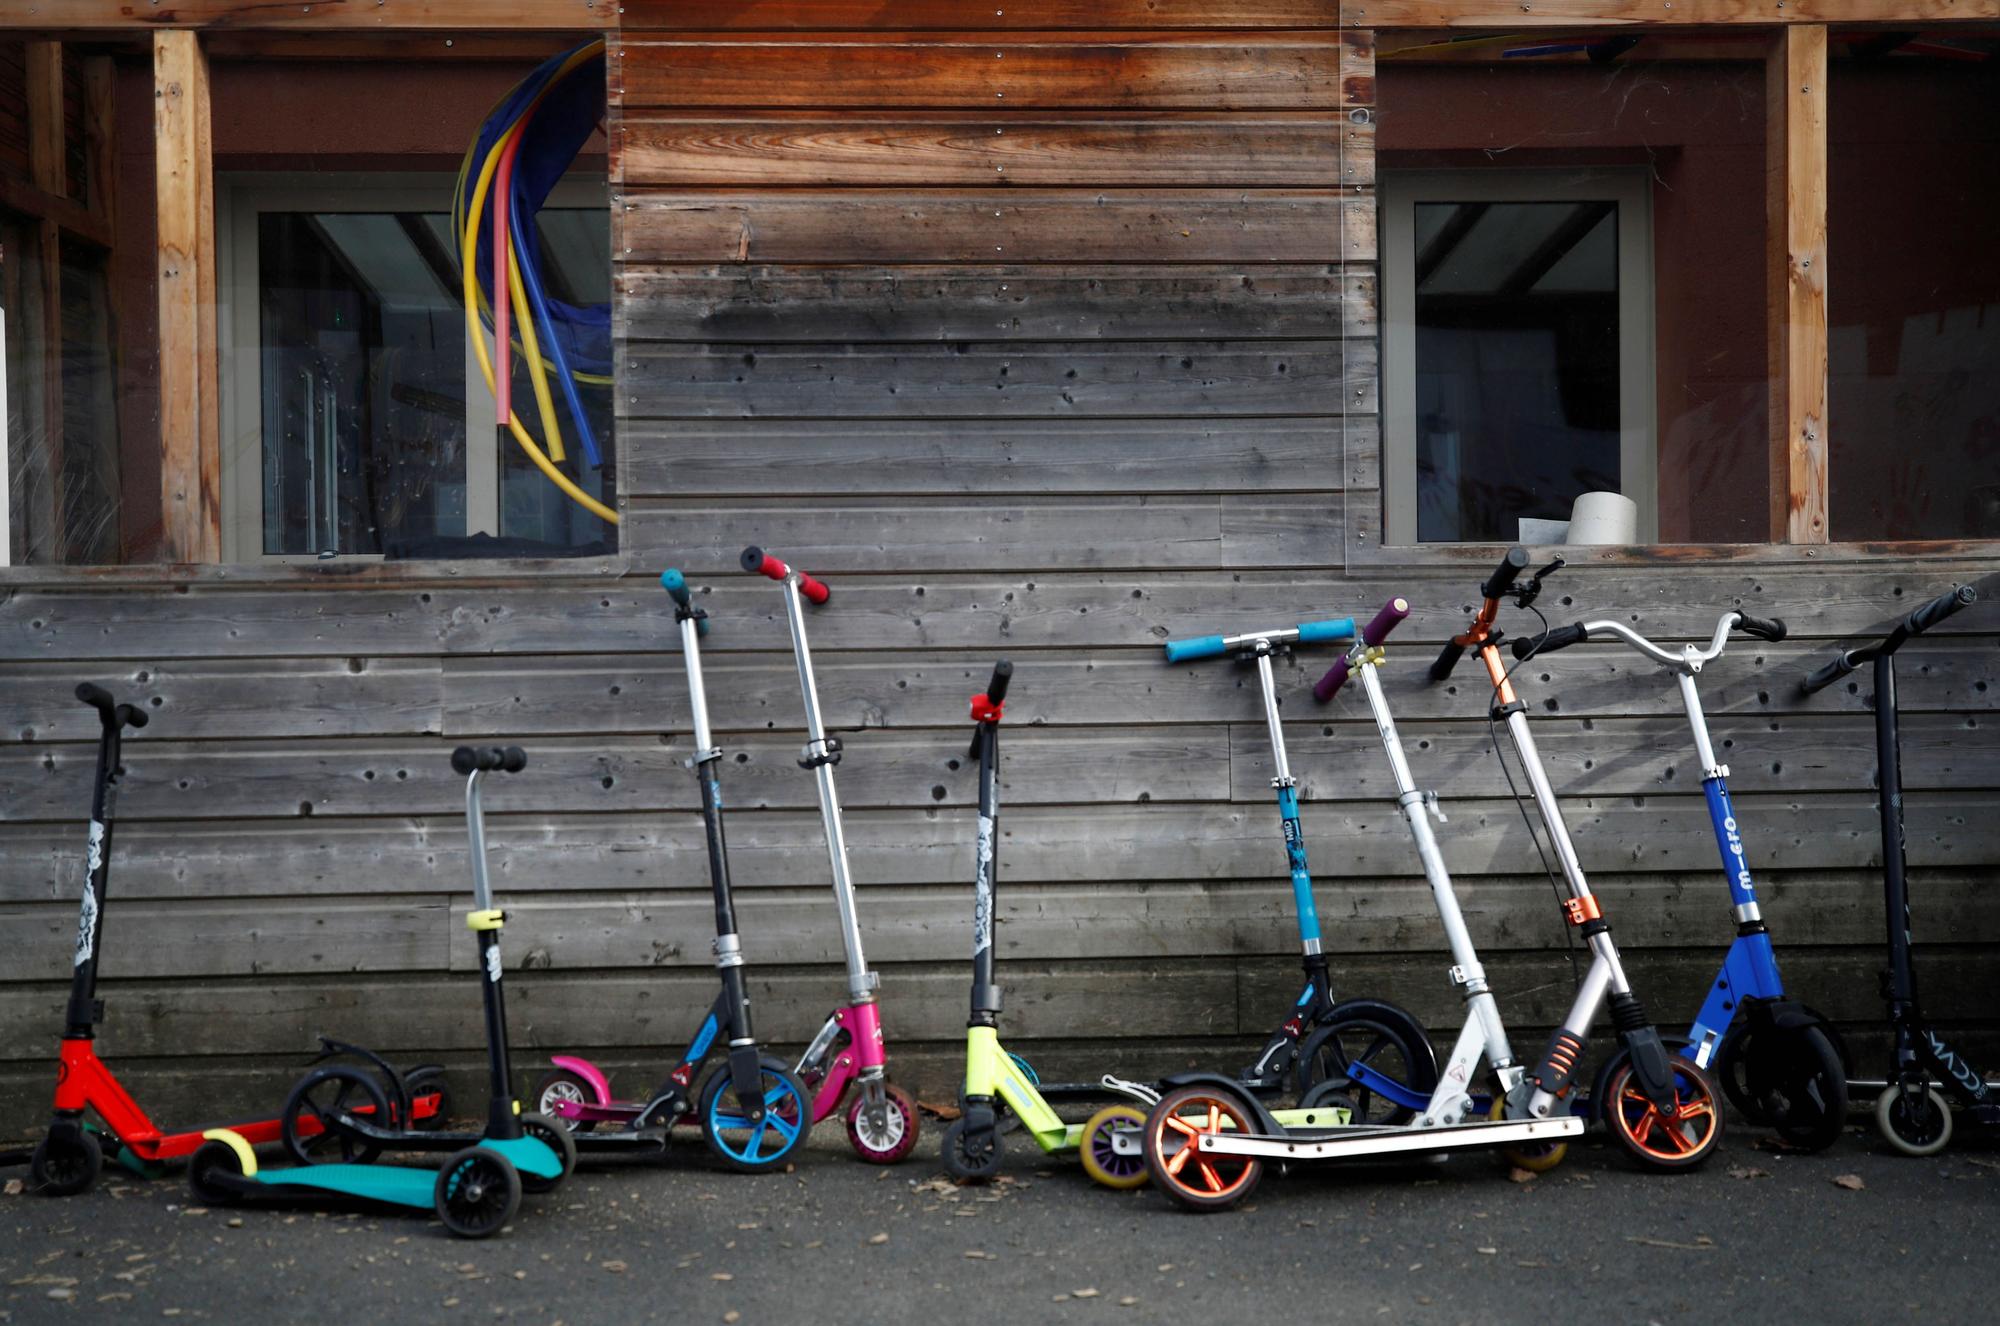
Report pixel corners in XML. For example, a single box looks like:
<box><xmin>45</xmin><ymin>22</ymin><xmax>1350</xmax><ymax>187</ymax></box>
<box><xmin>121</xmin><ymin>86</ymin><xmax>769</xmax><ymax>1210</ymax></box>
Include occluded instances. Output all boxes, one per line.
<box><xmin>187</xmin><ymin>746</ymin><xmax>568</xmax><ymax>1239</ymax></box>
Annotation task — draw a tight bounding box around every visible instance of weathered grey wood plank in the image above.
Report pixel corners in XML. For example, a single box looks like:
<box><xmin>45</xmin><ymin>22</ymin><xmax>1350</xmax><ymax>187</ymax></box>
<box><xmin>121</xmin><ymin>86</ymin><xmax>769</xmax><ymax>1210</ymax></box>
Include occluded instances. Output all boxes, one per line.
<box><xmin>618</xmin><ymin>340</ymin><xmax>1375</xmax><ymax>420</ymax></box>
<box><xmin>615</xmin><ymin>2</ymin><xmax>1361</xmax><ymax>33</ymax></box>
<box><xmin>620</xmin><ymin>419</ymin><xmax>1344</xmax><ymax>499</ymax></box>
<box><xmin>619</xmin><ymin>191</ymin><xmax>1378</xmax><ymax>265</ymax></box>
<box><xmin>459</xmin><ymin>641</ymin><xmax>1998</xmax><ymax>737</ymax></box>
<box><xmin>619</xmin><ymin>113</ymin><xmax>1369</xmax><ymax>188</ymax></box>
<box><xmin>1221</xmin><ymin>493</ymin><xmax>1344</xmax><ymax>569</ymax></box>
<box><xmin>617</xmin><ymin>266</ymin><xmax>1374</xmax><ymax>343</ymax></box>
<box><xmin>622</xmin><ymin>499</ymin><xmax>1232</xmax><ymax>574</ymax></box>
<box><xmin>0</xmin><ymin>658</ymin><xmax>442</xmax><ymax>742</ymax></box>
<box><xmin>0</xmin><ymin>728</ymin><xmax>1228</xmax><ymax>823</ymax></box>
<box><xmin>1235</xmin><ymin>712</ymin><xmax>1996</xmax><ymax>802</ymax></box>
<box><xmin>0</xmin><ymin>898</ymin><xmax>449</xmax><ymax>983</ymax></box>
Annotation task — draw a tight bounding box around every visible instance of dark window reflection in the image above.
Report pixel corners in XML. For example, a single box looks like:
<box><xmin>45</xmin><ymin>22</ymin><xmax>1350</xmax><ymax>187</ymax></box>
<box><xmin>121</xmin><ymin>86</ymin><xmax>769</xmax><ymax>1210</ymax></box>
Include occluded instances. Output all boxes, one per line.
<box><xmin>1413</xmin><ymin>200</ymin><xmax>1622</xmax><ymax>543</ymax></box>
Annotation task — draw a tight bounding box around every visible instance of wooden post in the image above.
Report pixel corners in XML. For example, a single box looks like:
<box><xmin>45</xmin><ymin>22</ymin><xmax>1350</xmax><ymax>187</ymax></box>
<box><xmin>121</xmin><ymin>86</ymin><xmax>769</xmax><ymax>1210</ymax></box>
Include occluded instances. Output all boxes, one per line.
<box><xmin>82</xmin><ymin>55</ymin><xmax>116</xmax><ymax>229</ymax></box>
<box><xmin>155</xmin><ymin>30</ymin><xmax>221</xmax><ymax>565</ymax></box>
<box><xmin>24</xmin><ymin>41</ymin><xmax>65</xmax><ymax>562</ymax></box>
<box><xmin>1766</xmin><ymin>25</ymin><xmax>1829</xmax><ymax>544</ymax></box>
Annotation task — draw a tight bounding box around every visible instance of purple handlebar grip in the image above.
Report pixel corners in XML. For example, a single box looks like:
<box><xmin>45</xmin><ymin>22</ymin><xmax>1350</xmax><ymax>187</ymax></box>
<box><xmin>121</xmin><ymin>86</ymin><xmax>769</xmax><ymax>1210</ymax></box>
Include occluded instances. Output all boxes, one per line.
<box><xmin>1313</xmin><ymin>597</ymin><xmax>1410</xmax><ymax>702</ymax></box>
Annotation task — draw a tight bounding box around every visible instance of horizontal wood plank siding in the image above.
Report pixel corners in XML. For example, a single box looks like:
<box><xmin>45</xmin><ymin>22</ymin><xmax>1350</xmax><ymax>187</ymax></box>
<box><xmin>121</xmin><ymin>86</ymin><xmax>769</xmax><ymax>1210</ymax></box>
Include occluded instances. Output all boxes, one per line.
<box><xmin>2</xmin><ymin>13</ymin><xmax>1996</xmax><ymax>1124</ymax></box>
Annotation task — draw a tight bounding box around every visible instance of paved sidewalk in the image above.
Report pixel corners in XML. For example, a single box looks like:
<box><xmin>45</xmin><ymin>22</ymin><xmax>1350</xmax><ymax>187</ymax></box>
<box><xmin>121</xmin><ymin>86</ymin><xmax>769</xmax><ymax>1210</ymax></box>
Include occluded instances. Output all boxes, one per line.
<box><xmin>2</xmin><ymin>1128</ymin><xmax>1992</xmax><ymax>1325</ymax></box>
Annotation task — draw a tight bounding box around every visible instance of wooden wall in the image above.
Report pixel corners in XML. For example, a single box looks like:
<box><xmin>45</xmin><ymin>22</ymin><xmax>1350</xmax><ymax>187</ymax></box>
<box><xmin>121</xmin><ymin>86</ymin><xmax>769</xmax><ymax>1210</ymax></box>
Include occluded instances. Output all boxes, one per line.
<box><xmin>2</xmin><ymin>7</ymin><xmax>1998</xmax><ymax>1125</ymax></box>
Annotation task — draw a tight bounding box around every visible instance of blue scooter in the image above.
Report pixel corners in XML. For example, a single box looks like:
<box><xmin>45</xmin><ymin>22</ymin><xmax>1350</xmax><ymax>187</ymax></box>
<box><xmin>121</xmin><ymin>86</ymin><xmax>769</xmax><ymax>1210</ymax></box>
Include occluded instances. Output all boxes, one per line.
<box><xmin>187</xmin><ymin>746</ymin><xmax>566</xmax><ymax>1238</ymax></box>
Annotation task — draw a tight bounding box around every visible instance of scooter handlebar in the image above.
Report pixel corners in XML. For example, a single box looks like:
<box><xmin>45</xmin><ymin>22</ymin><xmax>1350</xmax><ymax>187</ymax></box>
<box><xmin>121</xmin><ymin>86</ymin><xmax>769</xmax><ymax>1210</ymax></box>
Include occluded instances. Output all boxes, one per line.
<box><xmin>1733</xmin><ymin>613</ymin><xmax>1788</xmax><ymax>642</ymax></box>
<box><xmin>1908</xmin><ymin>584</ymin><xmax>1976</xmax><ymax>636</ymax></box>
<box><xmin>1799</xmin><ymin>654</ymin><xmax>1853</xmax><ymax>696</ymax></box>
<box><xmin>984</xmin><ymin>659</ymin><xmax>1013</xmax><ymax>708</ymax></box>
<box><xmin>1481</xmin><ymin>546</ymin><xmax>1533</xmax><ymax>603</ymax></box>
<box><xmin>1427</xmin><ymin>640</ymin><xmax>1467</xmax><ymax>684</ymax></box>
<box><xmin>1312</xmin><ymin>598</ymin><xmax>1408</xmax><ymax>702</ymax></box>
<box><xmin>740</xmin><ymin>546</ymin><xmax>830</xmax><ymax>605</ymax></box>
<box><xmin>969</xmin><ymin>660</ymin><xmax>1013</xmax><ymax>757</ymax></box>
<box><xmin>452</xmin><ymin>745</ymin><xmax>528</xmax><ymax>775</ymax></box>
<box><xmin>1512</xmin><ymin>623</ymin><xmax>1589</xmax><ymax>659</ymax></box>
<box><xmin>659</xmin><ymin>569</ymin><xmax>710</xmax><ymax>637</ymax></box>
<box><xmin>1162</xmin><ymin>634</ymin><xmax>1227</xmax><ymax>664</ymax></box>
<box><xmin>75</xmin><ymin>682</ymin><xmax>148</xmax><ymax>730</ymax></box>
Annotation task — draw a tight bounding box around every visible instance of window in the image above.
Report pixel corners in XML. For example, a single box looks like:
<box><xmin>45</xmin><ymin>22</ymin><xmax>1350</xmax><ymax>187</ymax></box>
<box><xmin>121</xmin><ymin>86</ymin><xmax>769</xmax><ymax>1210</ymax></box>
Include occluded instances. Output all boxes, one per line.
<box><xmin>1382</xmin><ymin>169</ymin><xmax>1655</xmax><ymax>545</ymax></box>
<box><xmin>219</xmin><ymin>174</ymin><xmax>614</xmax><ymax>562</ymax></box>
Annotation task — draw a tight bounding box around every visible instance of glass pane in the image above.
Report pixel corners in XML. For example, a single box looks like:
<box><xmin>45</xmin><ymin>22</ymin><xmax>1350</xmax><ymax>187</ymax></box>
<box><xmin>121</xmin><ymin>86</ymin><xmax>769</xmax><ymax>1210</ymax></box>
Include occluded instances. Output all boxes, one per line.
<box><xmin>257</xmin><ymin>210</ymin><xmax>469</xmax><ymax>557</ymax></box>
<box><xmin>1413</xmin><ymin>199</ymin><xmax>1621</xmax><ymax>543</ymax></box>
<box><xmin>58</xmin><ymin>245</ymin><xmax>122</xmax><ymax>564</ymax></box>
<box><xmin>1829</xmin><ymin>42</ymin><xmax>2000</xmax><ymax>541</ymax></box>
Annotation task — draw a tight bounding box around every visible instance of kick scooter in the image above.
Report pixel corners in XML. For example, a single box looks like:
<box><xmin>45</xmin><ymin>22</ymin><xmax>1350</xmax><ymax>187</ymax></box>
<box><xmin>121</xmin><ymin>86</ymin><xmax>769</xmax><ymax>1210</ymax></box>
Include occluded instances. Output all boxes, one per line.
<box><xmin>11</xmin><ymin>684</ymin><xmax>441</xmax><ymax>1197</ymax></box>
<box><xmin>1164</xmin><ymin>615</ymin><xmax>1438</xmax><ymax>1106</ymax></box>
<box><xmin>185</xmin><ymin>747</ymin><xmax>567</xmax><ymax>1239</ymax></box>
<box><xmin>1802</xmin><ymin>582</ymin><xmax>1998</xmax><ymax>1155</ymax></box>
<box><xmin>942</xmin><ymin>662</ymin><xmax>1351</xmax><ymax>1187</ymax></box>
<box><xmin>533</xmin><ymin>570</ymin><xmax>812</xmax><ymax>1172</ymax></box>
<box><xmin>1411</xmin><ymin>552</ymin><xmax>1725</xmax><ymax>1170</ymax></box>
<box><xmin>1140</xmin><ymin>600</ymin><xmax>1584</xmax><ymax>1212</ymax></box>
<box><xmin>740</xmin><ymin>545</ymin><xmax>920</xmax><ymax>1162</ymax></box>
<box><xmin>1509</xmin><ymin>598</ymin><xmax>1848</xmax><ymax>1150</ymax></box>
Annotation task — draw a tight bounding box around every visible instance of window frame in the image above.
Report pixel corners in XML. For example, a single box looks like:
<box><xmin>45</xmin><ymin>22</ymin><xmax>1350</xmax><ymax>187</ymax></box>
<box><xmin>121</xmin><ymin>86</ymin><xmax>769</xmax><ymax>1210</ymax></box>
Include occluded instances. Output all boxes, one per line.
<box><xmin>216</xmin><ymin>170</ymin><xmax>612</xmax><ymax>565</ymax></box>
<box><xmin>1379</xmin><ymin>166</ymin><xmax>1658</xmax><ymax>549</ymax></box>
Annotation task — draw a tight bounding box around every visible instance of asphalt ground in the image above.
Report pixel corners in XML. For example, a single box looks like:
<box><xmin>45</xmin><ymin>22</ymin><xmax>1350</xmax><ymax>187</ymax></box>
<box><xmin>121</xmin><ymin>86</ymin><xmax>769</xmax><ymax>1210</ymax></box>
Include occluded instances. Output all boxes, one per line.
<box><xmin>1</xmin><ymin>1122</ymin><xmax>1993</xmax><ymax>1326</ymax></box>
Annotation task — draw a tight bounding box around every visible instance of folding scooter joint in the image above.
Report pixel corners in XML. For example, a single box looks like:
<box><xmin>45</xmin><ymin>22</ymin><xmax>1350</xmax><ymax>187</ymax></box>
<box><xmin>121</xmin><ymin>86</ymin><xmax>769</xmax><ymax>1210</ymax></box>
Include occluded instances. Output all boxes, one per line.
<box><xmin>712</xmin><ymin>933</ymin><xmax>746</xmax><ymax>969</ymax></box>
<box><xmin>683</xmin><ymin>746</ymin><xmax>723</xmax><ymax>770</ymax></box>
<box><xmin>797</xmin><ymin>736</ymin><xmax>842</xmax><ymax>770</ymax></box>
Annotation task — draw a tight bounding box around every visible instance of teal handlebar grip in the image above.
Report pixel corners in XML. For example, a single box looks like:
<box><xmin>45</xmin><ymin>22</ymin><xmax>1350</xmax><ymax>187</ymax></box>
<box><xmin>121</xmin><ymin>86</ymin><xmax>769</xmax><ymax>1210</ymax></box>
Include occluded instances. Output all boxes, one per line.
<box><xmin>659</xmin><ymin>569</ymin><xmax>711</xmax><ymax>637</ymax></box>
<box><xmin>1163</xmin><ymin>634</ymin><xmax>1227</xmax><ymax>664</ymax></box>
<box><xmin>1296</xmin><ymin>618</ymin><xmax>1357</xmax><ymax>645</ymax></box>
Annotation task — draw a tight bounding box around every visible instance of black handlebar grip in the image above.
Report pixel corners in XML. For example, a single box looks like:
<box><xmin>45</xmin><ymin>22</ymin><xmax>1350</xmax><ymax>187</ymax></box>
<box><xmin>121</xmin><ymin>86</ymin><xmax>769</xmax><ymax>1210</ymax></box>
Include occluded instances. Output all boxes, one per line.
<box><xmin>1480</xmin><ymin>547</ymin><xmax>1532</xmax><ymax>602</ymax></box>
<box><xmin>985</xmin><ymin>659</ymin><xmax>1013</xmax><ymax>707</ymax></box>
<box><xmin>1799</xmin><ymin>654</ymin><xmax>1853</xmax><ymax>696</ymax></box>
<box><xmin>116</xmin><ymin>704</ymin><xmax>149</xmax><ymax>730</ymax></box>
<box><xmin>1427</xmin><ymin>640</ymin><xmax>1467</xmax><ymax>684</ymax></box>
<box><xmin>452</xmin><ymin>745</ymin><xmax>529</xmax><ymax>775</ymax></box>
<box><xmin>1512</xmin><ymin>623</ymin><xmax>1589</xmax><ymax>659</ymax></box>
<box><xmin>1908</xmin><ymin>584</ymin><xmax>1976</xmax><ymax>636</ymax></box>
<box><xmin>76</xmin><ymin>682</ymin><xmax>114</xmax><ymax>712</ymax></box>
<box><xmin>1734</xmin><ymin>613</ymin><xmax>1788</xmax><ymax>642</ymax></box>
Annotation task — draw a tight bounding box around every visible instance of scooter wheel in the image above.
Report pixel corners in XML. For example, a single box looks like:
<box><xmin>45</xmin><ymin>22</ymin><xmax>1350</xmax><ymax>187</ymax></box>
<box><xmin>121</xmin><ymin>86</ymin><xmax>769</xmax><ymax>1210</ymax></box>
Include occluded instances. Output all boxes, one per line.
<box><xmin>434</xmin><ymin>1147</ymin><xmax>521</xmax><ymax>1239</ymax></box>
<box><xmin>1295</xmin><ymin>1015</ymin><xmax>1435</xmax><ymax>1126</ymax></box>
<box><xmin>517</xmin><ymin>1113</ymin><xmax>579</xmax><ymax>1194</ymax></box>
<box><xmin>1491</xmin><ymin>1093</ymin><xmax>1567</xmax><ymax>1174</ymax></box>
<box><xmin>1602</xmin><ymin>1057</ymin><xmax>1723</xmax><ymax>1171</ymax></box>
<box><xmin>845</xmin><ymin>1083</ymin><xmax>921</xmax><ymax>1165</ymax></box>
<box><xmin>1760</xmin><ymin>1024</ymin><xmax>1850</xmax><ymax>1152</ymax></box>
<box><xmin>698</xmin><ymin>1057</ymin><xmax>811</xmax><ymax>1172</ymax></box>
<box><xmin>532</xmin><ymin>1069</ymin><xmax>599</xmax><ymax>1134</ymax></box>
<box><xmin>403</xmin><ymin>1066</ymin><xmax>454</xmax><ymax>1132</ymax></box>
<box><xmin>1875</xmin><ymin>1084</ymin><xmax>1953</xmax><ymax>1157</ymax></box>
<box><xmin>186</xmin><ymin>1139</ymin><xmax>246</xmax><ymax>1207</ymax></box>
<box><xmin>30</xmin><ymin>1129</ymin><xmax>102</xmax><ymax>1197</ymax></box>
<box><xmin>281</xmin><ymin>1065</ymin><xmax>391</xmax><ymax>1167</ymax></box>
<box><xmin>1079</xmin><ymin>1105</ymin><xmax>1149</xmax><ymax>1191</ymax></box>
<box><xmin>940</xmin><ymin>1117</ymin><xmax>1002</xmax><ymax>1181</ymax></box>
<box><xmin>1715</xmin><ymin>1020</ymin><xmax>1775</xmax><ymax>1126</ymax></box>
<box><xmin>1142</xmin><ymin>1085</ymin><xmax>1262</xmax><ymax>1212</ymax></box>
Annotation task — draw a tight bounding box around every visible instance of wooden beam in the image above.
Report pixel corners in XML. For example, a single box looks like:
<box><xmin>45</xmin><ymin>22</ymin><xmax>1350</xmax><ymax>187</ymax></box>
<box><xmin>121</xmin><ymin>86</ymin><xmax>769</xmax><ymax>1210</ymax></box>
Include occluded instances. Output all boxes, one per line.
<box><xmin>81</xmin><ymin>54</ymin><xmax>114</xmax><ymax>227</ymax></box>
<box><xmin>155</xmin><ymin>30</ymin><xmax>220</xmax><ymax>566</ymax></box>
<box><xmin>0</xmin><ymin>1</ymin><xmax>614</xmax><ymax>31</ymax></box>
<box><xmin>1766</xmin><ymin>25</ymin><xmax>1829</xmax><ymax>545</ymax></box>
<box><xmin>1350</xmin><ymin>0</ymin><xmax>1999</xmax><ymax>25</ymax></box>
<box><xmin>25</xmin><ymin>41</ymin><xmax>64</xmax><ymax>560</ymax></box>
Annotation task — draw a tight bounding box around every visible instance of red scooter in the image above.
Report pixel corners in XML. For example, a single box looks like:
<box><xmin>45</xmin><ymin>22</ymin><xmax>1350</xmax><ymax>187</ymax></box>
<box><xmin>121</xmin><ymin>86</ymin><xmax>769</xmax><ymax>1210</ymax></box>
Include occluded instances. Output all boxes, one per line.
<box><xmin>4</xmin><ymin>685</ymin><xmax>441</xmax><ymax>1195</ymax></box>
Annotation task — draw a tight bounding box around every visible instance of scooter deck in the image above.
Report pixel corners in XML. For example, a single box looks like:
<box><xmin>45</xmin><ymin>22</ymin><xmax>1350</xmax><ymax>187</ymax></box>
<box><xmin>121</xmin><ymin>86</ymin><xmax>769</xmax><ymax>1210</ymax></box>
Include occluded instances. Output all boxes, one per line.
<box><xmin>1196</xmin><ymin>1113</ymin><xmax>1584</xmax><ymax>1162</ymax></box>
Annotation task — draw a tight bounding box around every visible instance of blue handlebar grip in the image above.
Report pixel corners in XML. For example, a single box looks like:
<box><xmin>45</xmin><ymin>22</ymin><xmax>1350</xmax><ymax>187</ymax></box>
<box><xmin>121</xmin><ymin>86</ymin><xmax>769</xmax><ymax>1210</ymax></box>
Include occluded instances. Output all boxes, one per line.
<box><xmin>659</xmin><ymin>569</ymin><xmax>711</xmax><ymax>637</ymax></box>
<box><xmin>1296</xmin><ymin>618</ymin><xmax>1357</xmax><ymax>646</ymax></box>
<box><xmin>1163</xmin><ymin>634</ymin><xmax>1227</xmax><ymax>664</ymax></box>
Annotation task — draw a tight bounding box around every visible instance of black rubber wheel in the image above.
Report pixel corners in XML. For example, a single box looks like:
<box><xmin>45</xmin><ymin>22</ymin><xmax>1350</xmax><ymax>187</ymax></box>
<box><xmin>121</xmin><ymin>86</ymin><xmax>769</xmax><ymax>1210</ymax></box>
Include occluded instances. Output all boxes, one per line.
<box><xmin>532</xmin><ymin>1069</ymin><xmax>598</xmax><ymax>1134</ymax></box>
<box><xmin>516</xmin><ymin>1113</ymin><xmax>578</xmax><ymax>1195</ymax></box>
<box><xmin>940</xmin><ymin>1117</ymin><xmax>1002</xmax><ymax>1181</ymax></box>
<box><xmin>1756</xmin><ymin>1024</ymin><xmax>1849</xmax><ymax>1152</ymax></box>
<box><xmin>433</xmin><ymin>1147</ymin><xmax>521</xmax><ymax>1239</ymax></box>
<box><xmin>281</xmin><ymin>1065</ymin><xmax>392</xmax><ymax>1166</ymax></box>
<box><xmin>186</xmin><ymin>1139</ymin><xmax>246</xmax><ymax>1207</ymax></box>
<box><xmin>1142</xmin><ymin>1084</ymin><xmax>1263</xmax><ymax>1213</ymax></box>
<box><xmin>1602</xmin><ymin>1056</ymin><xmax>1723</xmax><ymax>1172</ymax></box>
<box><xmin>1295</xmin><ymin>1015</ymin><xmax>1436</xmax><ymax>1125</ymax></box>
<box><xmin>403</xmin><ymin>1066</ymin><xmax>453</xmax><ymax>1132</ymax></box>
<box><xmin>1716</xmin><ymin>1020</ymin><xmax>1774</xmax><ymax>1125</ymax></box>
<box><xmin>697</xmin><ymin>1056</ymin><xmax>812</xmax><ymax>1172</ymax></box>
<box><xmin>30</xmin><ymin>1129</ymin><xmax>102</xmax><ymax>1197</ymax></box>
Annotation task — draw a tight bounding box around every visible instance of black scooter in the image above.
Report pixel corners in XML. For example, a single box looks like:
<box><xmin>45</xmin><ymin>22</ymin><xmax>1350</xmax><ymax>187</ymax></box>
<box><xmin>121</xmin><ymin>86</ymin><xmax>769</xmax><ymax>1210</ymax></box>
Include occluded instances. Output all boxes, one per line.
<box><xmin>1802</xmin><ymin>582</ymin><xmax>1997</xmax><ymax>1155</ymax></box>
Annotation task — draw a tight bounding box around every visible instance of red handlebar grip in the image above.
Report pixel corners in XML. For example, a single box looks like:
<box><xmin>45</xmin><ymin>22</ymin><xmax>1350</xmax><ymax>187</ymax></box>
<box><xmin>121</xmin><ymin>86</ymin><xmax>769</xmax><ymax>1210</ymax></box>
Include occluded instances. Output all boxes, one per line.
<box><xmin>740</xmin><ymin>545</ymin><xmax>831</xmax><ymax>603</ymax></box>
<box><xmin>795</xmin><ymin>570</ymin><xmax>831</xmax><ymax>605</ymax></box>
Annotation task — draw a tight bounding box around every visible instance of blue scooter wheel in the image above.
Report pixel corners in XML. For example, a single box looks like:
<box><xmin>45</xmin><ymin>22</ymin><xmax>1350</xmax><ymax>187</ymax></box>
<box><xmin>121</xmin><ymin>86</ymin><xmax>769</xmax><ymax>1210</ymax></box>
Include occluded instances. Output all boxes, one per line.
<box><xmin>698</xmin><ymin>1057</ymin><xmax>811</xmax><ymax>1172</ymax></box>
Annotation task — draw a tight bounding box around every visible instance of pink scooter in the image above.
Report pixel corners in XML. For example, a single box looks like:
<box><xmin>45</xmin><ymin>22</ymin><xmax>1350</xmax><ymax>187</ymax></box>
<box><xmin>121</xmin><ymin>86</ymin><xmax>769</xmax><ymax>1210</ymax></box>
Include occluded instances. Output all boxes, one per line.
<box><xmin>535</xmin><ymin>559</ymin><xmax>919</xmax><ymax>1164</ymax></box>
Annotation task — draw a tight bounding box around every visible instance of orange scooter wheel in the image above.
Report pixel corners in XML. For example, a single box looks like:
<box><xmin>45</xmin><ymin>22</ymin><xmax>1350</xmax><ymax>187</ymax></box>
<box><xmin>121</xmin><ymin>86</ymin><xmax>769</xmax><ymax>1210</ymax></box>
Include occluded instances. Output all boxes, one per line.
<box><xmin>1603</xmin><ymin>1057</ymin><xmax>1723</xmax><ymax>1171</ymax></box>
<box><xmin>1142</xmin><ymin>1085</ymin><xmax>1262</xmax><ymax>1212</ymax></box>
